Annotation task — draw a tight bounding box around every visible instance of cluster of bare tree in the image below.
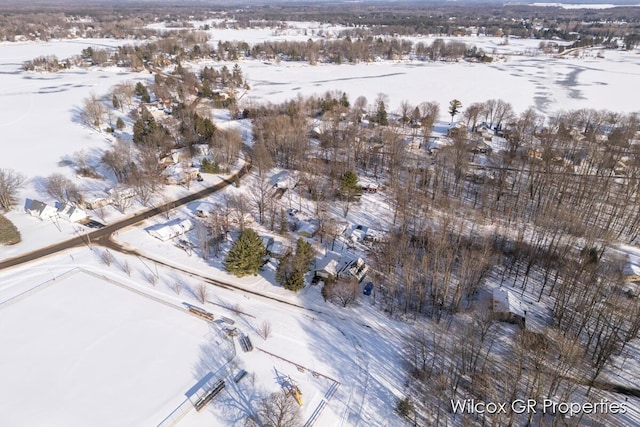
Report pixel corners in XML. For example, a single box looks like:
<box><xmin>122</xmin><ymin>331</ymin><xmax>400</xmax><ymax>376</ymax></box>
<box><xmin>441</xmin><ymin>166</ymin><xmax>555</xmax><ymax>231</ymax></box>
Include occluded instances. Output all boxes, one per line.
<box><xmin>402</xmin><ymin>316</ymin><xmax>622</xmax><ymax>426</ymax></box>
<box><xmin>4</xmin><ymin>2</ymin><xmax>640</xmax><ymax>50</ymax></box>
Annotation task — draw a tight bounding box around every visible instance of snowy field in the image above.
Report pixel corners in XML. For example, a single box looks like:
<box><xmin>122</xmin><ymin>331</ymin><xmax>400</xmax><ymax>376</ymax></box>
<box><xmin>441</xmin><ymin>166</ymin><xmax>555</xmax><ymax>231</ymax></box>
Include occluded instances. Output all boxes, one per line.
<box><xmin>0</xmin><ymin>269</ymin><xmax>233</xmax><ymax>427</ymax></box>
<box><xmin>0</xmin><ymin>246</ymin><xmax>410</xmax><ymax>427</ymax></box>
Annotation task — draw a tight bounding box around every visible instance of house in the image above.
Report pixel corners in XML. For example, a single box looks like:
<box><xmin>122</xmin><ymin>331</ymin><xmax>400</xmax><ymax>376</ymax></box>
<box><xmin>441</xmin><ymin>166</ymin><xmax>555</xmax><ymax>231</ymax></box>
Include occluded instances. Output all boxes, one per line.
<box><xmin>272</xmin><ymin>171</ymin><xmax>299</xmax><ymax>189</ymax></box>
<box><xmin>314</xmin><ymin>253</ymin><xmax>369</xmax><ymax>282</ymax></box>
<box><xmin>340</xmin><ymin>257</ymin><xmax>369</xmax><ymax>282</ymax></box>
<box><xmin>26</xmin><ymin>199</ymin><xmax>58</xmax><ymax>220</ymax></box>
<box><xmin>297</xmin><ymin>220</ymin><xmax>319</xmax><ymax>238</ymax></box>
<box><xmin>623</xmin><ymin>256</ymin><xmax>640</xmax><ymax>283</ymax></box>
<box><xmin>107</xmin><ymin>187</ymin><xmax>136</xmax><ymax>202</ymax></box>
<box><xmin>491</xmin><ymin>288</ymin><xmax>526</xmax><ymax>327</ymax></box>
<box><xmin>358</xmin><ymin>177</ymin><xmax>380</xmax><ymax>193</ymax></box>
<box><xmin>267</xmin><ymin>239</ymin><xmax>289</xmax><ymax>259</ymax></box>
<box><xmin>148</xmin><ymin>218</ymin><xmax>194</xmax><ymax>242</ymax></box>
<box><xmin>163</xmin><ymin>165</ymin><xmax>200</xmax><ymax>185</ymax></box>
<box><xmin>56</xmin><ymin>203</ymin><xmax>88</xmax><ymax>223</ymax></box>
<box><xmin>363</xmin><ymin>228</ymin><xmax>388</xmax><ymax>244</ymax></box>
<box><xmin>315</xmin><ymin>253</ymin><xmax>342</xmax><ymax>281</ymax></box>
<box><xmin>348</xmin><ymin>225</ymin><xmax>369</xmax><ymax>242</ymax></box>
<box><xmin>84</xmin><ymin>193</ymin><xmax>112</xmax><ymax>210</ymax></box>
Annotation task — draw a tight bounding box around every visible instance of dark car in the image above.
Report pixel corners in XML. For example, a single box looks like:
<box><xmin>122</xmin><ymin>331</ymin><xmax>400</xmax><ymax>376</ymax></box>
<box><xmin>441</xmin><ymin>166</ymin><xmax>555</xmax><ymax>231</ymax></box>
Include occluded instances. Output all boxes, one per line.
<box><xmin>363</xmin><ymin>282</ymin><xmax>374</xmax><ymax>296</ymax></box>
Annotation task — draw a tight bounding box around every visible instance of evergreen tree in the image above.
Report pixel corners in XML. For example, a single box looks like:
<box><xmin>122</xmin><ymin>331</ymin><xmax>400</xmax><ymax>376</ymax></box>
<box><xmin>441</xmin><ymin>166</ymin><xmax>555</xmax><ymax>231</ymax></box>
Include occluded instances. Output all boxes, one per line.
<box><xmin>116</xmin><ymin>117</ymin><xmax>125</xmax><ymax>131</ymax></box>
<box><xmin>276</xmin><ymin>238</ymin><xmax>314</xmax><ymax>292</ymax></box>
<box><xmin>225</xmin><ymin>228</ymin><xmax>266</xmax><ymax>277</ymax></box>
<box><xmin>341</xmin><ymin>170</ymin><xmax>361</xmax><ymax>197</ymax></box>
<box><xmin>135</xmin><ymin>82</ymin><xmax>151</xmax><ymax>103</ymax></box>
<box><xmin>294</xmin><ymin>238</ymin><xmax>313</xmax><ymax>271</ymax></box>
<box><xmin>276</xmin><ymin>251</ymin><xmax>304</xmax><ymax>291</ymax></box>
<box><xmin>339</xmin><ymin>92</ymin><xmax>350</xmax><ymax>108</ymax></box>
<box><xmin>376</xmin><ymin>100</ymin><xmax>388</xmax><ymax>126</ymax></box>
<box><xmin>448</xmin><ymin>99</ymin><xmax>463</xmax><ymax>124</ymax></box>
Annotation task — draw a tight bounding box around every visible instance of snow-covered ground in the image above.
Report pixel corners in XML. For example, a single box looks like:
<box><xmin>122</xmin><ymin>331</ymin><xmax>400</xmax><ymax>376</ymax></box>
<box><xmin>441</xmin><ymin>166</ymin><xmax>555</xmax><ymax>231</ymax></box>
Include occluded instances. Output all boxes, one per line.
<box><xmin>1</xmin><ymin>27</ymin><xmax>640</xmax><ymax>427</ymax></box>
<box><xmin>0</xmin><ymin>242</ymin><xmax>409</xmax><ymax>427</ymax></box>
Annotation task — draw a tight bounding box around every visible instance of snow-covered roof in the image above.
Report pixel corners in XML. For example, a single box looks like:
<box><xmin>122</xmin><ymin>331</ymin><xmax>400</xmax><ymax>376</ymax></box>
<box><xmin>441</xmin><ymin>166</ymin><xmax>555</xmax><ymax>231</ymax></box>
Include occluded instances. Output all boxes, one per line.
<box><xmin>316</xmin><ymin>256</ymin><xmax>341</xmax><ymax>278</ymax></box>
<box><xmin>624</xmin><ymin>255</ymin><xmax>640</xmax><ymax>279</ymax></box>
<box><xmin>492</xmin><ymin>288</ymin><xmax>525</xmax><ymax>318</ymax></box>
<box><xmin>297</xmin><ymin>221</ymin><xmax>318</xmax><ymax>237</ymax></box>
<box><xmin>148</xmin><ymin>219</ymin><xmax>194</xmax><ymax>242</ymax></box>
<box><xmin>56</xmin><ymin>203</ymin><xmax>87</xmax><ymax>223</ymax></box>
<box><xmin>194</xmin><ymin>202</ymin><xmax>215</xmax><ymax>216</ymax></box>
<box><xmin>26</xmin><ymin>200</ymin><xmax>58</xmax><ymax>220</ymax></box>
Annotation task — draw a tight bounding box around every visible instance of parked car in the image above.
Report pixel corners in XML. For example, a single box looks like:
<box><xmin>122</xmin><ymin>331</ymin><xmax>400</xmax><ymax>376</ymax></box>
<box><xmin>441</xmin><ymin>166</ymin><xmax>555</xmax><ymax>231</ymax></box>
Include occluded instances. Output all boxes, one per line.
<box><xmin>363</xmin><ymin>282</ymin><xmax>374</xmax><ymax>295</ymax></box>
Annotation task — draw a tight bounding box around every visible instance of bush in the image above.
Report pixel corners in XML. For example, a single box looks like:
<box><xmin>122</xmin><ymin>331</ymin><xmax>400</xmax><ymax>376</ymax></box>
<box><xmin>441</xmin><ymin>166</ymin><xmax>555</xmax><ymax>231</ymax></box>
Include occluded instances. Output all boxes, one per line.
<box><xmin>0</xmin><ymin>214</ymin><xmax>21</xmax><ymax>245</ymax></box>
<box><xmin>201</xmin><ymin>158</ymin><xmax>221</xmax><ymax>174</ymax></box>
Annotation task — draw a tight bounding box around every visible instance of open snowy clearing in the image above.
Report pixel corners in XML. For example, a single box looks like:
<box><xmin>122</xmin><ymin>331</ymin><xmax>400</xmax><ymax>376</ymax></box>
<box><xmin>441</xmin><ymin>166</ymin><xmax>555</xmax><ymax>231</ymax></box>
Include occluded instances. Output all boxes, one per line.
<box><xmin>0</xmin><ymin>269</ymin><xmax>233</xmax><ymax>427</ymax></box>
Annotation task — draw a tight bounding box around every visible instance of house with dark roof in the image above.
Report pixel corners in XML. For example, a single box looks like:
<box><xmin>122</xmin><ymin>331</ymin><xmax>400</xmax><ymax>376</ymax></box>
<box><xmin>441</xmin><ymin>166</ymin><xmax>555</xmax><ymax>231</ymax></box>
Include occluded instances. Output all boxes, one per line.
<box><xmin>26</xmin><ymin>199</ymin><xmax>58</xmax><ymax>220</ymax></box>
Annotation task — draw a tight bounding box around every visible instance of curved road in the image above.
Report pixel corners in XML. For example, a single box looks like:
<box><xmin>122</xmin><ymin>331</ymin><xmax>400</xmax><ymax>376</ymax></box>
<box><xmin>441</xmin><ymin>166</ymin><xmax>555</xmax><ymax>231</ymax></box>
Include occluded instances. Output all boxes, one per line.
<box><xmin>0</xmin><ymin>163</ymin><xmax>251</xmax><ymax>271</ymax></box>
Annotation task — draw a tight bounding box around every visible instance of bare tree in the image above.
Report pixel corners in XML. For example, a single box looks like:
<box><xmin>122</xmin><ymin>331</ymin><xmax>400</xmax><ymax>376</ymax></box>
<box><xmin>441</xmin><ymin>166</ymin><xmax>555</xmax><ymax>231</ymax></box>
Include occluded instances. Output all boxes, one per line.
<box><xmin>102</xmin><ymin>139</ymin><xmax>133</xmax><ymax>184</ymax></box>
<box><xmin>81</xmin><ymin>93</ymin><xmax>107</xmax><ymax>130</ymax></box>
<box><xmin>43</xmin><ymin>173</ymin><xmax>81</xmax><ymax>204</ymax></box>
<box><xmin>257</xmin><ymin>391</ymin><xmax>302</xmax><ymax>427</ymax></box>
<box><xmin>112</xmin><ymin>190</ymin><xmax>133</xmax><ymax>213</ymax></box>
<box><xmin>98</xmin><ymin>249</ymin><xmax>113</xmax><ymax>266</ymax></box>
<box><xmin>169</xmin><ymin>280</ymin><xmax>183</xmax><ymax>295</ymax></box>
<box><xmin>195</xmin><ymin>220</ymin><xmax>210</xmax><ymax>260</ymax></box>
<box><xmin>326</xmin><ymin>279</ymin><xmax>359</xmax><ymax>307</ymax></box>
<box><xmin>249</xmin><ymin>172</ymin><xmax>273</xmax><ymax>224</ymax></box>
<box><xmin>121</xmin><ymin>260</ymin><xmax>132</xmax><ymax>276</ymax></box>
<box><xmin>196</xmin><ymin>283</ymin><xmax>209</xmax><ymax>304</ymax></box>
<box><xmin>258</xmin><ymin>320</ymin><xmax>272</xmax><ymax>340</ymax></box>
<box><xmin>112</xmin><ymin>81</ymin><xmax>135</xmax><ymax>109</ymax></box>
<box><xmin>0</xmin><ymin>168</ymin><xmax>26</xmax><ymax>211</ymax></box>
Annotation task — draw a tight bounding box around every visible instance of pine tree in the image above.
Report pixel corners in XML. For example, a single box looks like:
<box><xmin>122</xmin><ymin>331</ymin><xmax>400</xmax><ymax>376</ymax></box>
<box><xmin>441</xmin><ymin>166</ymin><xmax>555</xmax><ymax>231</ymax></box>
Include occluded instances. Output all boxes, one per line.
<box><xmin>449</xmin><ymin>99</ymin><xmax>462</xmax><ymax>124</ymax></box>
<box><xmin>341</xmin><ymin>170</ymin><xmax>361</xmax><ymax>197</ymax></box>
<box><xmin>224</xmin><ymin>228</ymin><xmax>266</xmax><ymax>277</ymax></box>
<box><xmin>294</xmin><ymin>238</ymin><xmax>313</xmax><ymax>271</ymax></box>
<box><xmin>116</xmin><ymin>117</ymin><xmax>125</xmax><ymax>131</ymax></box>
<box><xmin>276</xmin><ymin>238</ymin><xmax>313</xmax><ymax>292</ymax></box>
<box><xmin>376</xmin><ymin>100</ymin><xmax>388</xmax><ymax>126</ymax></box>
<box><xmin>276</xmin><ymin>251</ymin><xmax>305</xmax><ymax>291</ymax></box>
<box><xmin>135</xmin><ymin>82</ymin><xmax>151</xmax><ymax>103</ymax></box>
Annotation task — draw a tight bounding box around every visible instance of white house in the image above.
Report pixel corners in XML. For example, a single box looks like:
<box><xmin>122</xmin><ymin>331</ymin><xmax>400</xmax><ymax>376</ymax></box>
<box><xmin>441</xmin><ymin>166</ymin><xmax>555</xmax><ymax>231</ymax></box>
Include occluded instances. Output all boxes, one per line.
<box><xmin>491</xmin><ymin>288</ymin><xmax>526</xmax><ymax>326</ymax></box>
<box><xmin>26</xmin><ymin>200</ymin><xmax>58</xmax><ymax>220</ymax></box>
<box><xmin>56</xmin><ymin>203</ymin><xmax>88</xmax><ymax>223</ymax></box>
<box><xmin>315</xmin><ymin>253</ymin><xmax>342</xmax><ymax>280</ymax></box>
<box><xmin>340</xmin><ymin>257</ymin><xmax>369</xmax><ymax>282</ymax></box>
<box><xmin>84</xmin><ymin>192</ymin><xmax>112</xmax><ymax>210</ymax></box>
<box><xmin>148</xmin><ymin>219</ymin><xmax>195</xmax><ymax>242</ymax></box>
<box><xmin>314</xmin><ymin>253</ymin><xmax>369</xmax><ymax>282</ymax></box>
